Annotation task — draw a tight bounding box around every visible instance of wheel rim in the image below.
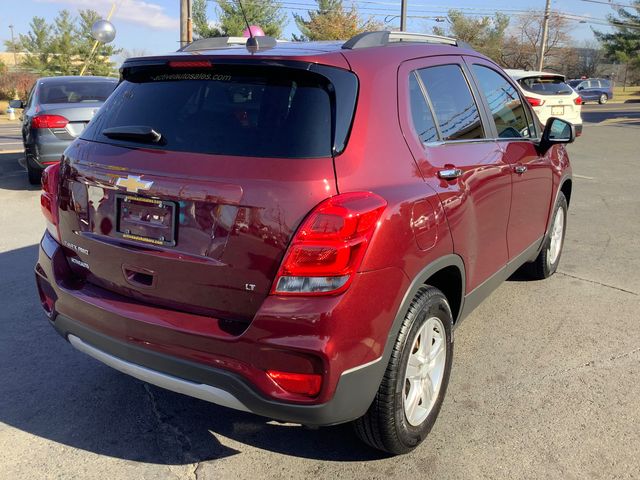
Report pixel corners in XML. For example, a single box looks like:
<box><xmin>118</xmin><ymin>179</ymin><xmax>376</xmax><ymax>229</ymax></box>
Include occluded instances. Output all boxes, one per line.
<box><xmin>548</xmin><ymin>206</ymin><xmax>565</xmax><ymax>266</ymax></box>
<box><xmin>403</xmin><ymin>316</ymin><xmax>447</xmax><ymax>427</ymax></box>
<box><xmin>600</xmin><ymin>94</ymin><xmax>607</xmax><ymax>103</ymax></box>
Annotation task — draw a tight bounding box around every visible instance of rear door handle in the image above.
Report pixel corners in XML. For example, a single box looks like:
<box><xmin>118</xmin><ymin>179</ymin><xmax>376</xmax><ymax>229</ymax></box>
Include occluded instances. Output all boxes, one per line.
<box><xmin>438</xmin><ymin>168</ymin><xmax>463</xmax><ymax>180</ymax></box>
<box><xmin>514</xmin><ymin>165</ymin><xmax>528</xmax><ymax>174</ymax></box>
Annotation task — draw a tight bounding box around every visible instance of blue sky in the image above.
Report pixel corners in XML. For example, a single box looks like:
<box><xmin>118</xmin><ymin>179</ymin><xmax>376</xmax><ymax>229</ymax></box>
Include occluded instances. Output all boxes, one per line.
<box><xmin>0</xmin><ymin>0</ymin><xmax>619</xmax><ymax>58</ymax></box>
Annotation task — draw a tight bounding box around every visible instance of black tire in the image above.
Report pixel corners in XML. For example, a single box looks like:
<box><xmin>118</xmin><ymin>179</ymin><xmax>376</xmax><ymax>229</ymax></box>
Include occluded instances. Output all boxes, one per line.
<box><xmin>27</xmin><ymin>158</ymin><xmax>42</xmax><ymax>185</ymax></box>
<box><xmin>353</xmin><ymin>286</ymin><xmax>453</xmax><ymax>455</ymax></box>
<box><xmin>598</xmin><ymin>93</ymin><xmax>608</xmax><ymax>105</ymax></box>
<box><xmin>525</xmin><ymin>192</ymin><xmax>568</xmax><ymax>280</ymax></box>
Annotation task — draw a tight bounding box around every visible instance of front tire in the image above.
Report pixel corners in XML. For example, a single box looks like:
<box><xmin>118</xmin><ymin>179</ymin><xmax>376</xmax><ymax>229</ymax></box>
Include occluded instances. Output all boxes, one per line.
<box><xmin>598</xmin><ymin>93</ymin><xmax>608</xmax><ymax>104</ymax></box>
<box><xmin>525</xmin><ymin>192</ymin><xmax>568</xmax><ymax>280</ymax></box>
<box><xmin>353</xmin><ymin>286</ymin><xmax>453</xmax><ymax>455</ymax></box>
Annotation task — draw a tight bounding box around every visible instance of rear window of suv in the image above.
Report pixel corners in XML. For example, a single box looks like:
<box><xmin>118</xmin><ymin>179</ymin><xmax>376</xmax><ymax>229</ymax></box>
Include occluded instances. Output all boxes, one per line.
<box><xmin>82</xmin><ymin>65</ymin><xmax>348</xmax><ymax>159</ymax></box>
<box><xmin>517</xmin><ymin>76</ymin><xmax>573</xmax><ymax>96</ymax></box>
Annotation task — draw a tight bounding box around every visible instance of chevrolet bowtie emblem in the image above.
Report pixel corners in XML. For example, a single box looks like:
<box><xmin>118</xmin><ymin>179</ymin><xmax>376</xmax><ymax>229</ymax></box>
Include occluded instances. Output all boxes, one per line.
<box><xmin>115</xmin><ymin>175</ymin><xmax>153</xmax><ymax>193</ymax></box>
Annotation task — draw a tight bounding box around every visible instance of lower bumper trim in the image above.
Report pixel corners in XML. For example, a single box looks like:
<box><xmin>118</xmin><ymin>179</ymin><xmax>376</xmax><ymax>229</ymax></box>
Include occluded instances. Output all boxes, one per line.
<box><xmin>68</xmin><ymin>334</ymin><xmax>250</xmax><ymax>413</ymax></box>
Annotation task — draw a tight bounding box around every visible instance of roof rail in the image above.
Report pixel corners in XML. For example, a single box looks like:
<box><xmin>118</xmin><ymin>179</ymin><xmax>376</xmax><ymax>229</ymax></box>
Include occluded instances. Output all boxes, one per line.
<box><xmin>342</xmin><ymin>31</ymin><xmax>459</xmax><ymax>50</ymax></box>
<box><xmin>180</xmin><ymin>36</ymin><xmax>277</xmax><ymax>52</ymax></box>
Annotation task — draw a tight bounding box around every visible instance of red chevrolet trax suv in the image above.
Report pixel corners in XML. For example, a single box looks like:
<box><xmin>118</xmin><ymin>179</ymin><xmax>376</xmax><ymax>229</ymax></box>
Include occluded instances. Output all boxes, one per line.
<box><xmin>35</xmin><ymin>31</ymin><xmax>574</xmax><ymax>454</ymax></box>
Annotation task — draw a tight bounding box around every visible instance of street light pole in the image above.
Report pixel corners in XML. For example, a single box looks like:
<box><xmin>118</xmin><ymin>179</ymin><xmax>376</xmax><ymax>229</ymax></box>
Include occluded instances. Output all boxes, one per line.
<box><xmin>537</xmin><ymin>0</ymin><xmax>551</xmax><ymax>71</ymax></box>
<box><xmin>8</xmin><ymin>25</ymin><xmax>17</xmax><ymax>66</ymax></box>
<box><xmin>400</xmin><ymin>0</ymin><xmax>408</xmax><ymax>31</ymax></box>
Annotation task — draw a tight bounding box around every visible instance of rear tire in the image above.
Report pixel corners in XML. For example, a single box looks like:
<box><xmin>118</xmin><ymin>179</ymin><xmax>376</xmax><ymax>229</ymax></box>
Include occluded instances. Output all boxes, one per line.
<box><xmin>353</xmin><ymin>286</ymin><xmax>453</xmax><ymax>455</ymax></box>
<box><xmin>525</xmin><ymin>192</ymin><xmax>568</xmax><ymax>280</ymax></box>
<box><xmin>598</xmin><ymin>93</ymin><xmax>608</xmax><ymax>104</ymax></box>
<box><xmin>27</xmin><ymin>159</ymin><xmax>42</xmax><ymax>185</ymax></box>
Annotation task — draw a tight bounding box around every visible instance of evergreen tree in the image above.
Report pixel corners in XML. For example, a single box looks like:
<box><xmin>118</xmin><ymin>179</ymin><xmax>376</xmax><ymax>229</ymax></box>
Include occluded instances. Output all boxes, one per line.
<box><xmin>595</xmin><ymin>1</ymin><xmax>640</xmax><ymax>88</ymax></box>
<box><xmin>293</xmin><ymin>0</ymin><xmax>380</xmax><ymax>41</ymax></box>
<box><xmin>216</xmin><ymin>0</ymin><xmax>287</xmax><ymax>38</ymax></box>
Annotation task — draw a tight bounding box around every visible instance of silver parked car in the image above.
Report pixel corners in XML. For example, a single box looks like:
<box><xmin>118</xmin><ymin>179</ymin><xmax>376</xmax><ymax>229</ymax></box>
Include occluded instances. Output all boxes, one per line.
<box><xmin>10</xmin><ymin>76</ymin><xmax>118</xmax><ymax>184</ymax></box>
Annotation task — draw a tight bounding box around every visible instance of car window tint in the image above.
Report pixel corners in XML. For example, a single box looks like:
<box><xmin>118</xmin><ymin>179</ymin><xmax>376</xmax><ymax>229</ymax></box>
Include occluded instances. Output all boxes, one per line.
<box><xmin>83</xmin><ymin>66</ymin><xmax>333</xmax><ymax>158</ymax></box>
<box><xmin>417</xmin><ymin>65</ymin><xmax>484</xmax><ymax>141</ymax></box>
<box><xmin>472</xmin><ymin>65</ymin><xmax>532</xmax><ymax>139</ymax></box>
<box><xmin>408</xmin><ymin>73</ymin><xmax>438</xmax><ymax>144</ymax></box>
<box><xmin>601</xmin><ymin>79</ymin><xmax>611</xmax><ymax>87</ymax></box>
<box><xmin>39</xmin><ymin>81</ymin><xmax>117</xmax><ymax>104</ymax></box>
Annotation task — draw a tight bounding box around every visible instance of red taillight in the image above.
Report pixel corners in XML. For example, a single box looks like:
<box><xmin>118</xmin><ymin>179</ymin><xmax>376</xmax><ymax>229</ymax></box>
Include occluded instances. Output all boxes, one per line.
<box><xmin>525</xmin><ymin>97</ymin><xmax>545</xmax><ymax>107</ymax></box>
<box><xmin>41</xmin><ymin>163</ymin><xmax>61</xmax><ymax>241</ymax></box>
<box><xmin>266</xmin><ymin>370</ymin><xmax>322</xmax><ymax>397</ymax></box>
<box><xmin>574</xmin><ymin>96</ymin><xmax>583</xmax><ymax>105</ymax></box>
<box><xmin>272</xmin><ymin>192</ymin><xmax>387</xmax><ymax>295</ymax></box>
<box><xmin>32</xmin><ymin>114</ymin><xmax>69</xmax><ymax>129</ymax></box>
<box><xmin>168</xmin><ymin>60</ymin><xmax>212</xmax><ymax>68</ymax></box>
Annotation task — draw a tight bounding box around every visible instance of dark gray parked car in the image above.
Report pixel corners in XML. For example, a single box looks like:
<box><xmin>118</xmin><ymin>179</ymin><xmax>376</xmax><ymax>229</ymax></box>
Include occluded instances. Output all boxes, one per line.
<box><xmin>10</xmin><ymin>76</ymin><xmax>117</xmax><ymax>184</ymax></box>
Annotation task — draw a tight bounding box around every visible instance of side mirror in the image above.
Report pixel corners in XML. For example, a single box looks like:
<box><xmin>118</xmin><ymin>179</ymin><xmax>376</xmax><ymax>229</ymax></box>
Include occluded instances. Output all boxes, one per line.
<box><xmin>9</xmin><ymin>99</ymin><xmax>24</xmax><ymax>109</ymax></box>
<box><xmin>538</xmin><ymin>117</ymin><xmax>575</xmax><ymax>155</ymax></box>
<box><xmin>577</xmin><ymin>86</ymin><xmax>584</xmax><ymax>91</ymax></box>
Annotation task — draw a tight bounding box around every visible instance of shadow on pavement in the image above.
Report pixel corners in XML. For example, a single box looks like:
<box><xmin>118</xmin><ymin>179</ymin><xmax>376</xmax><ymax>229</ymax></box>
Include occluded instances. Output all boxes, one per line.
<box><xmin>0</xmin><ymin>244</ymin><xmax>385</xmax><ymax>464</ymax></box>
<box><xmin>0</xmin><ymin>152</ymin><xmax>37</xmax><ymax>191</ymax></box>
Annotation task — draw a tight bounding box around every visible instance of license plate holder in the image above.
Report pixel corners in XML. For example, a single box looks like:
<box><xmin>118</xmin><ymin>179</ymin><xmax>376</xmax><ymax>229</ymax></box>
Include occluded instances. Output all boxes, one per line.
<box><xmin>551</xmin><ymin>106</ymin><xmax>565</xmax><ymax>115</ymax></box>
<box><xmin>115</xmin><ymin>195</ymin><xmax>177</xmax><ymax>246</ymax></box>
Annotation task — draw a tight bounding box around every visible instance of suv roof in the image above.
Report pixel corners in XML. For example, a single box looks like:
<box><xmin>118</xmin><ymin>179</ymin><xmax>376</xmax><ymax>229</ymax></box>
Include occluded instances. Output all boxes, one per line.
<box><xmin>122</xmin><ymin>31</ymin><xmax>476</xmax><ymax>69</ymax></box>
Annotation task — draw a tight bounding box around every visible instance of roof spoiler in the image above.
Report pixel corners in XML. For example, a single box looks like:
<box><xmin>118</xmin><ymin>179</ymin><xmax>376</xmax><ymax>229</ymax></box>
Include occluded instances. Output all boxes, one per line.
<box><xmin>179</xmin><ymin>36</ymin><xmax>278</xmax><ymax>53</ymax></box>
<box><xmin>342</xmin><ymin>31</ymin><xmax>468</xmax><ymax>50</ymax></box>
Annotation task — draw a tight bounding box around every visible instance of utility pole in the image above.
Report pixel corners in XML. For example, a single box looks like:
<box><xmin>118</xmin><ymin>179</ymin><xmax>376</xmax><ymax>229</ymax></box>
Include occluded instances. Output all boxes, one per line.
<box><xmin>537</xmin><ymin>0</ymin><xmax>551</xmax><ymax>71</ymax></box>
<box><xmin>180</xmin><ymin>0</ymin><xmax>192</xmax><ymax>47</ymax></box>
<box><xmin>8</xmin><ymin>25</ymin><xmax>17</xmax><ymax>66</ymax></box>
<box><xmin>400</xmin><ymin>0</ymin><xmax>408</xmax><ymax>31</ymax></box>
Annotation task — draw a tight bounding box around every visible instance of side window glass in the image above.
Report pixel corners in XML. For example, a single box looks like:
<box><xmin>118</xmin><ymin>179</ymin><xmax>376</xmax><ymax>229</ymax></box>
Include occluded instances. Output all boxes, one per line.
<box><xmin>471</xmin><ymin>65</ymin><xmax>532</xmax><ymax>139</ymax></box>
<box><xmin>408</xmin><ymin>73</ymin><xmax>438</xmax><ymax>144</ymax></box>
<box><xmin>26</xmin><ymin>86</ymin><xmax>36</xmax><ymax>108</ymax></box>
<box><xmin>417</xmin><ymin>64</ymin><xmax>484</xmax><ymax>141</ymax></box>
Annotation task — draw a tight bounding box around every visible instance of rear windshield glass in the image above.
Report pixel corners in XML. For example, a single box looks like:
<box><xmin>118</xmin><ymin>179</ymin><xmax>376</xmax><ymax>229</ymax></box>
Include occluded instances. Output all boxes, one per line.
<box><xmin>517</xmin><ymin>76</ymin><xmax>573</xmax><ymax>95</ymax></box>
<box><xmin>567</xmin><ymin>80</ymin><xmax>582</xmax><ymax>88</ymax></box>
<box><xmin>40</xmin><ymin>81</ymin><xmax>117</xmax><ymax>104</ymax></box>
<box><xmin>82</xmin><ymin>66</ymin><xmax>335</xmax><ymax>158</ymax></box>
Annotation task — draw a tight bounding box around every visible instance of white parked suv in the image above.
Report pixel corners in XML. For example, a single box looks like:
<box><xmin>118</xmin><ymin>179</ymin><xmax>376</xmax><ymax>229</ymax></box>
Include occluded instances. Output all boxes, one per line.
<box><xmin>506</xmin><ymin>70</ymin><xmax>583</xmax><ymax>136</ymax></box>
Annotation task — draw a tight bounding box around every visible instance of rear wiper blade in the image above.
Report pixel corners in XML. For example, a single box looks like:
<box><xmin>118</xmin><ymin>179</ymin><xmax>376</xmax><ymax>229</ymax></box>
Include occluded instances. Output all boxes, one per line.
<box><xmin>102</xmin><ymin>125</ymin><xmax>163</xmax><ymax>144</ymax></box>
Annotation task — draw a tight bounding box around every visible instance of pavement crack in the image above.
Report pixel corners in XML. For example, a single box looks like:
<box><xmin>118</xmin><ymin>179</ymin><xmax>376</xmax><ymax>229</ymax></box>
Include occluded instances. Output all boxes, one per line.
<box><xmin>143</xmin><ymin>383</ymin><xmax>200</xmax><ymax>478</ymax></box>
<box><xmin>556</xmin><ymin>271</ymin><xmax>638</xmax><ymax>296</ymax></box>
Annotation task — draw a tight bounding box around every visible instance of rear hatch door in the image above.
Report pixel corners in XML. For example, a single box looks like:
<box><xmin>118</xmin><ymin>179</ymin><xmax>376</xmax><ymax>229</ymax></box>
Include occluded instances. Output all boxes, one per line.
<box><xmin>57</xmin><ymin>60</ymin><xmax>357</xmax><ymax>323</ymax></box>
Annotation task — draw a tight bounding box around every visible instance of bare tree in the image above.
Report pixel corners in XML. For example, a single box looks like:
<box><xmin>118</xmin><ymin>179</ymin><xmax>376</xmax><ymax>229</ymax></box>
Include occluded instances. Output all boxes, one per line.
<box><xmin>502</xmin><ymin>11</ymin><xmax>575</xmax><ymax>72</ymax></box>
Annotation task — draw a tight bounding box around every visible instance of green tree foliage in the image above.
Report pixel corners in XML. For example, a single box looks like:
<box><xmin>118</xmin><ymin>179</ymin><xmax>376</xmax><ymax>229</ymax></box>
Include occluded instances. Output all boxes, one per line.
<box><xmin>433</xmin><ymin>10</ymin><xmax>509</xmax><ymax>62</ymax></box>
<box><xmin>595</xmin><ymin>0</ymin><xmax>640</xmax><ymax>85</ymax></box>
<box><xmin>293</xmin><ymin>0</ymin><xmax>381</xmax><ymax>41</ymax></box>
<box><xmin>193</xmin><ymin>0</ymin><xmax>221</xmax><ymax>38</ymax></box>
<box><xmin>3</xmin><ymin>9</ymin><xmax>119</xmax><ymax>76</ymax></box>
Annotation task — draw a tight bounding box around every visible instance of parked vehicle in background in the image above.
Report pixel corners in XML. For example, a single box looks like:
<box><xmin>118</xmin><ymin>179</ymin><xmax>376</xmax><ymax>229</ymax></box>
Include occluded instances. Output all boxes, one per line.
<box><xmin>506</xmin><ymin>70</ymin><xmax>583</xmax><ymax>136</ymax></box>
<box><xmin>568</xmin><ymin>78</ymin><xmax>614</xmax><ymax>104</ymax></box>
<box><xmin>35</xmin><ymin>32</ymin><xmax>574</xmax><ymax>455</ymax></box>
<box><xmin>10</xmin><ymin>76</ymin><xmax>118</xmax><ymax>184</ymax></box>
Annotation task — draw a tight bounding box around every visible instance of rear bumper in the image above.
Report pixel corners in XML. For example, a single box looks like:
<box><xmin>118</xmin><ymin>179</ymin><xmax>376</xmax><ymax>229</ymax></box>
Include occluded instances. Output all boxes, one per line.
<box><xmin>26</xmin><ymin>129</ymin><xmax>70</xmax><ymax>167</ymax></box>
<box><xmin>35</xmin><ymin>231</ymin><xmax>407</xmax><ymax>425</ymax></box>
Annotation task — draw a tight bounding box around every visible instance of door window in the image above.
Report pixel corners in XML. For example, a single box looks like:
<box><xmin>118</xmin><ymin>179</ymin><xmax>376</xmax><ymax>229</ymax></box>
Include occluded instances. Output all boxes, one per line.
<box><xmin>472</xmin><ymin>65</ymin><xmax>533</xmax><ymax>139</ymax></box>
<box><xmin>416</xmin><ymin>64</ymin><xmax>484</xmax><ymax>141</ymax></box>
<box><xmin>408</xmin><ymin>73</ymin><xmax>438</xmax><ymax>144</ymax></box>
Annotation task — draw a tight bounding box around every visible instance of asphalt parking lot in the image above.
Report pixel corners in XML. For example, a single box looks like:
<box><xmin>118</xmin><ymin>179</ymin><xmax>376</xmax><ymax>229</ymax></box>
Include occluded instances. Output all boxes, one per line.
<box><xmin>0</xmin><ymin>104</ymin><xmax>639</xmax><ymax>479</ymax></box>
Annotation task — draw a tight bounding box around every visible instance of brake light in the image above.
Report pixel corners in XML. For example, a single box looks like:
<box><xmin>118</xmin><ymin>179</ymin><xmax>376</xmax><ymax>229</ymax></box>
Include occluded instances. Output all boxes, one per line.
<box><xmin>41</xmin><ymin>163</ymin><xmax>61</xmax><ymax>241</ymax></box>
<box><xmin>574</xmin><ymin>96</ymin><xmax>583</xmax><ymax>105</ymax></box>
<box><xmin>32</xmin><ymin>114</ymin><xmax>69</xmax><ymax>129</ymax></box>
<box><xmin>272</xmin><ymin>192</ymin><xmax>387</xmax><ymax>295</ymax></box>
<box><xmin>168</xmin><ymin>60</ymin><xmax>212</xmax><ymax>68</ymax></box>
<box><xmin>525</xmin><ymin>97</ymin><xmax>545</xmax><ymax>107</ymax></box>
<box><xmin>266</xmin><ymin>370</ymin><xmax>322</xmax><ymax>397</ymax></box>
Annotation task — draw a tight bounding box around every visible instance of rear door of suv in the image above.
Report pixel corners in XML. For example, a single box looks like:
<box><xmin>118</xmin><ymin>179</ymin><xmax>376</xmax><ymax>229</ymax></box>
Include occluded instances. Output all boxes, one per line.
<box><xmin>398</xmin><ymin>56</ymin><xmax>511</xmax><ymax>293</ymax></box>
<box><xmin>465</xmin><ymin>57</ymin><xmax>553</xmax><ymax>259</ymax></box>
<box><xmin>57</xmin><ymin>59</ymin><xmax>357</xmax><ymax>324</ymax></box>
